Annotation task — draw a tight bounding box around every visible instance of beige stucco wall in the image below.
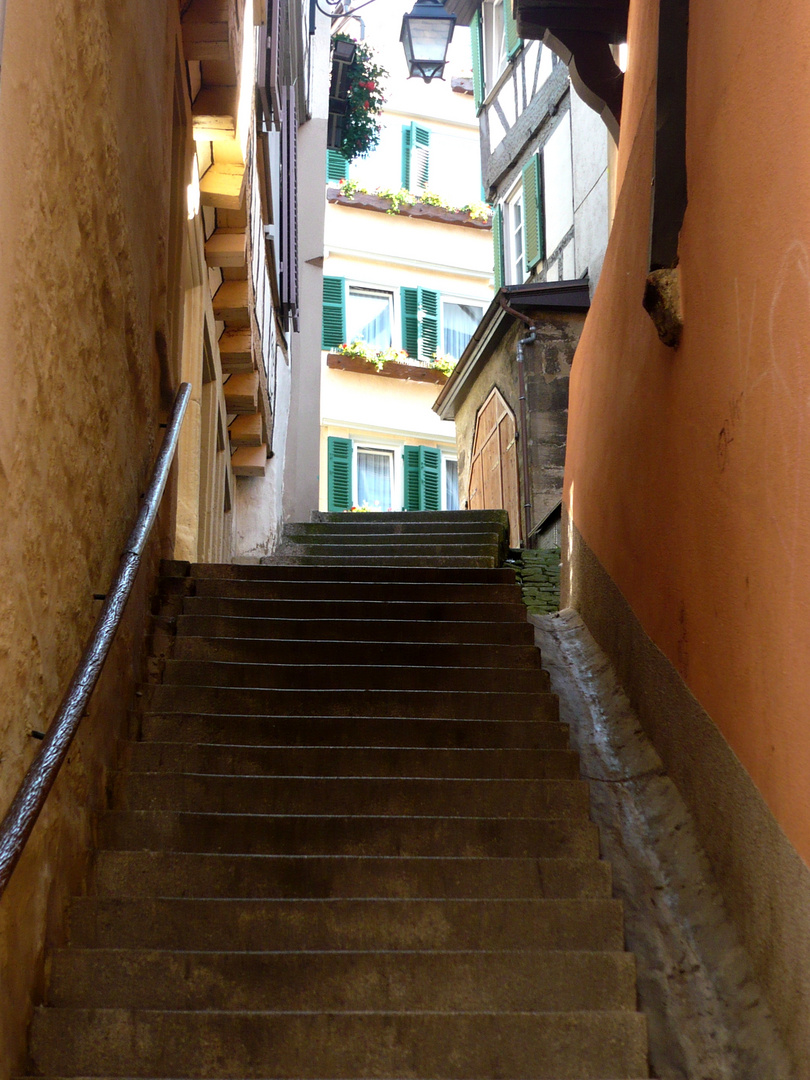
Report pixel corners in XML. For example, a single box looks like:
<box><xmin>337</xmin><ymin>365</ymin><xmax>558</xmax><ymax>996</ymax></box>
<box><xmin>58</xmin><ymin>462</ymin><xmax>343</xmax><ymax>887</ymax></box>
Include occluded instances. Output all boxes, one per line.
<box><xmin>0</xmin><ymin>1</ymin><xmax>182</xmax><ymax>1071</ymax></box>
<box><xmin>319</xmin><ymin>366</ymin><xmax>456</xmax><ymax>511</ymax></box>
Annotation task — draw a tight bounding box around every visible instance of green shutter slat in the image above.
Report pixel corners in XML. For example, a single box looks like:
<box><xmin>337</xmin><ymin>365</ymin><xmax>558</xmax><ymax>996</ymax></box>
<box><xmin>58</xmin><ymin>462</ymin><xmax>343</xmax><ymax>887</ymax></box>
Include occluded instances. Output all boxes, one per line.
<box><xmin>322</xmin><ymin>276</ymin><xmax>346</xmax><ymax>350</ymax></box>
<box><xmin>403</xmin><ymin>445</ymin><xmax>421</xmax><ymax>511</ymax></box>
<box><xmin>327</xmin><ymin>436</ymin><xmax>353</xmax><ymax>511</ymax></box>
<box><xmin>471</xmin><ymin>10</ymin><xmax>484</xmax><ymax>111</ymax></box>
<box><xmin>504</xmin><ymin>0</ymin><xmax>522</xmax><ymax>58</ymax></box>
<box><xmin>401</xmin><ymin>125</ymin><xmax>413</xmax><ymax>189</ymax></box>
<box><xmin>522</xmin><ymin>154</ymin><xmax>544</xmax><ymax>269</ymax></box>
<box><xmin>401</xmin><ymin>287</ymin><xmax>419</xmax><ymax>356</ymax></box>
<box><xmin>419</xmin><ymin>288</ymin><xmax>439</xmax><ymax>361</ymax></box>
<box><xmin>419</xmin><ymin>446</ymin><xmax>441</xmax><ymax>510</ymax></box>
<box><xmin>413</xmin><ymin>124</ymin><xmax>430</xmax><ymax>190</ymax></box>
<box><xmin>326</xmin><ymin>149</ymin><xmax>349</xmax><ymax>182</ymax></box>
<box><xmin>492</xmin><ymin>205</ymin><xmax>505</xmax><ymax>290</ymax></box>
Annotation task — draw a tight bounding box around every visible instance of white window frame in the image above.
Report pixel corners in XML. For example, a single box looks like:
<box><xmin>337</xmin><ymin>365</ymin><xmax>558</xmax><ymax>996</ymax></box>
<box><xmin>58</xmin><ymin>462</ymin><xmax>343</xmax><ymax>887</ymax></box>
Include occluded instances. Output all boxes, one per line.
<box><xmin>442</xmin><ymin>454</ymin><xmax>460</xmax><ymax>511</ymax></box>
<box><xmin>440</xmin><ymin>296</ymin><xmax>485</xmax><ymax>360</ymax></box>
<box><xmin>346</xmin><ymin>284</ymin><xmax>396</xmax><ymax>350</ymax></box>
<box><xmin>504</xmin><ymin>180</ymin><xmax>526</xmax><ymax>285</ymax></box>
<box><xmin>482</xmin><ymin>0</ymin><xmax>507</xmax><ymax>92</ymax></box>
<box><xmin>352</xmin><ymin>440</ymin><xmax>402</xmax><ymax>510</ymax></box>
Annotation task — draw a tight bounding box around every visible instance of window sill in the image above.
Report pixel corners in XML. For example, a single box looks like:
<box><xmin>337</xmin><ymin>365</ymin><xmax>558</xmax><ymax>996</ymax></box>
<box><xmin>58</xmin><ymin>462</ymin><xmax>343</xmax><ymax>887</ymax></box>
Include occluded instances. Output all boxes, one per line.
<box><xmin>326</xmin><ymin>352</ymin><xmax>448</xmax><ymax>384</ymax></box>
<box><xmin>326</xmin><ymin>187</ymin><xmax>492</xmax><ymax>231</ymax></box>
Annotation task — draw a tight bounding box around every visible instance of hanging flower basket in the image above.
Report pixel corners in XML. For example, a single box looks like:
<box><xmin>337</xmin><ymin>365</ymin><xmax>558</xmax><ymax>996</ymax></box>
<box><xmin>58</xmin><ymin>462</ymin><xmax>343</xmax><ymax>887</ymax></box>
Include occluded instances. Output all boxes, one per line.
<box><xmin>327</xmin><ymin>33</ymin><xmax>387</xmax><ymax>163</ymax></box>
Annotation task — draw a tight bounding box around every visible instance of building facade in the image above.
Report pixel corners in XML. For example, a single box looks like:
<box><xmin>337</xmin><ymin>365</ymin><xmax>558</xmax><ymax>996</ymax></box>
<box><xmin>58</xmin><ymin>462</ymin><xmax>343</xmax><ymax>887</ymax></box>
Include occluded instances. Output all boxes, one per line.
<box><xmin>0</xmin><ymin>0</ymin><xmax>329</xmax><ymax>1070</ymax></box>
<box><xmin>318</xmin><ymin>1</ymin><xmax>492</xmax><ymax>515</ymax></box>
<box><xmin>513</xmin><ymin>0</ymin><xmax>810</xmax><ymax>1068</ymax></box>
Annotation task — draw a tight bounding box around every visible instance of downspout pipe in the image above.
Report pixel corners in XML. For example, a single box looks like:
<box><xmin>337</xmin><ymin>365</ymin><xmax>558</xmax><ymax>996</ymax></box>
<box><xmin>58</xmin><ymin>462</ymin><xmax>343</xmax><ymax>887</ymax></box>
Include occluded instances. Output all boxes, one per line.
<box><xmin>499</xmin><ymin>294</ymin><xmax>537</xmax><ymax>546</ymax></box>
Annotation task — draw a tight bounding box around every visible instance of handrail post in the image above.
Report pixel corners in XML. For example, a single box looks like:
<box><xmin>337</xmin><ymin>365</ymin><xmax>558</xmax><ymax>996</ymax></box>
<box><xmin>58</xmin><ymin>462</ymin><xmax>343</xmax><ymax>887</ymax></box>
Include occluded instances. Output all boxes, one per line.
<box><xmin>0</xmin><ymin>382</ymin><xmax>191</xmax><ymax>899</ymax></box>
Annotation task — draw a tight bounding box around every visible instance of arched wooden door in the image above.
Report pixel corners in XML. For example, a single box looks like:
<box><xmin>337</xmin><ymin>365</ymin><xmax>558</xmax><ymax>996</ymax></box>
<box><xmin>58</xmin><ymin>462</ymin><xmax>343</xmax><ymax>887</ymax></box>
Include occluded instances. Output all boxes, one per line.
<box><xmin>468</xmin><ymin>388</ymin><xmax>521</xmax><ymax>546</ymax></box>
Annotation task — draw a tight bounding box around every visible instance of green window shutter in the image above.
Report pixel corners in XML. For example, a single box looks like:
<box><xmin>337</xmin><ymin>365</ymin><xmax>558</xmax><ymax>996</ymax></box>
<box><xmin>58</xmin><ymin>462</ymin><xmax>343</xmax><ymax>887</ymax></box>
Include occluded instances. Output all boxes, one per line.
<box><xmin>471</xmin><ymin>9</ymin><xmax>484</xmax><ymax>111</ymax></box>
<box><xmin>492</xmin><ymin>205</ymin><xmax>505</xmax><ymax>290</ymax></box>
<box><xmin>403</xmin><ymin>444</ymin><xmax>421</xmax><ymax>510</ymax></box>
<box><xmin>327</xmin><ymin>436</ymin><xmax>353</xmax><ymax>511</ymax></box>
<box><xmin>326</xmin><ymin>149</ymin><xmax>349</xmax><ymax>182</ymax></box>
<box><xmin>419</xmin><ymin>446</ymin><xmax>441</xmax><ymax>510</ymax></box>
<box><xmin>402</xmin><ymin>123</ymin><xmax>430</xmax><ymax>190</ymax></box>
<box><xmin>401</xmin><ymin>125</ymin><xmax>413</xmax><ymax>190</ymax></box>
<box><xmin>403</xmin><ymin>445</ymin><xmax>441</xmax><ymax>510</ymax></box>
<box><xmin>412</xmin><ymin>124</ymin><xmax>430</xmax><ymax>190</ymax></box>
<box><xmin>401</xmin><ymin>287</ymin><xmax>440</xmax><ymax>361</ymax></box>
<box><xmin>504</xmin><ymin>0</ymin><xmax>522</xmax><ymax>58</ymax></box>
<box><xmin>522</xmin><ymin>154</ymin><xmax>544</xmax><ymax>269</ymax></box>
<box><xmin>322</xmin><ymin>276</ymin><xmax>346</xmax><ymax>350</ymax></box>
<box><xmin>401</xmin><ymin>286</ymin><xmax>419</xmax><ymax>356</ymax></box>
<box><xmin>419</xmin><ymin>288</ymin><xmax>439</xmax><ymax>360</ymax></box>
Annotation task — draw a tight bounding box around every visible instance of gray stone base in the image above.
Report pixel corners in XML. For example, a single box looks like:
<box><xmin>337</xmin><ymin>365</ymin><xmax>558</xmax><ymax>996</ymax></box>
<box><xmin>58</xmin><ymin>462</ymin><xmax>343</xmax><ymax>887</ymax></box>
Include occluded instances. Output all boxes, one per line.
<box><xmin>561</xmin><ymin>506</ymin><xmax>810</xmax><ymax>1072</ymax></box>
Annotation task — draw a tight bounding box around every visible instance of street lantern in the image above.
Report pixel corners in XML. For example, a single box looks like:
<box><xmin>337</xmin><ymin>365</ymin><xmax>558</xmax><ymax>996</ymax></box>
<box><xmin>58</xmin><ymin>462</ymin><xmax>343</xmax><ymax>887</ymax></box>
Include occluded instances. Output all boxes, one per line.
<box><xmin>400</xmin><ymin>0</ymin><xmax>457</xmax><ymax>83</ymax></box>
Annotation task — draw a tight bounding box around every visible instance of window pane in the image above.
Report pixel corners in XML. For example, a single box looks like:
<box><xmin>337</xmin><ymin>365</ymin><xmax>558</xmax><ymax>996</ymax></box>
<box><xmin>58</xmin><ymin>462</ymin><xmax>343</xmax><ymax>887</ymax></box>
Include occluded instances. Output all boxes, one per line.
<box><xmin>443</xmin><ymin>302</ymin><xmax>483</xmax><ymax>359</ymax></box>
<box><xmin>357</xmin><ymin>449</ymin><xmax>393</xmax><ymax>509</ymax></box>
<box><xmin>347</xmin><ymin>288</ymin><xmax>393</xmax><ymax>350</ymax></box>
<box><xmin>445</xmin><ymin>459</ymin><xmax>459</xmax><ymax>510</ymax></box>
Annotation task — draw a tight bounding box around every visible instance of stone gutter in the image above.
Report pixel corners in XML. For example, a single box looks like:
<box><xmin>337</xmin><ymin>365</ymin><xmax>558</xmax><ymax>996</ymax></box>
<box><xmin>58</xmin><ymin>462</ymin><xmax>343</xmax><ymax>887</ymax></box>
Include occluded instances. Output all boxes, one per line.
<box><xmin>532</xmin><ymin>608</ymin><xmax>794</xmax><ymax>1079</ymax></box>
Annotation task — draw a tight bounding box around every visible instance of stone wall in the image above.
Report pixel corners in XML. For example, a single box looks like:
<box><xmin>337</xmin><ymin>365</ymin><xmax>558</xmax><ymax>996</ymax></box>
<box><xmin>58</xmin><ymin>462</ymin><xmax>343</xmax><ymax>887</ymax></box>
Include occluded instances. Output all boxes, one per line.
<box><xmin>0</xmin><ymin>2</ymin><xmax>181</xmax><ymax>1072</ymax></box>
<box><xmin>453</xmin><ymin>310</ymin><xmax>584</xmax><ymax>538</ymax></box>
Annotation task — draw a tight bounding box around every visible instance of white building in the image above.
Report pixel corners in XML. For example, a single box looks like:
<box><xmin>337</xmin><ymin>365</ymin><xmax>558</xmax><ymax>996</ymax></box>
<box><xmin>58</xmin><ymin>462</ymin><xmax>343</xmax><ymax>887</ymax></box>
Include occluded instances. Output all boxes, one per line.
<box><xmin>317</xmin><ymin>1</ymin><xmax>493</xmax><ymax>513</ymax></box>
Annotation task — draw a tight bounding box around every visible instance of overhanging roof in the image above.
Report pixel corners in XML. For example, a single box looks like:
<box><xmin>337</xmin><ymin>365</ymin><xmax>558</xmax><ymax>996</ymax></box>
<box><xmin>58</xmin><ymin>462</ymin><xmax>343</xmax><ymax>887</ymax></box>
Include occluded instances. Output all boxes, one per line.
<box><xmin>443</xmin><ymin>0</ymin><xmax>479</xmax><ymax>27</ymax></box>
<box><xmin>433</xmin><ymin>279</ymin><xmax>590</xmax><ymax>420</ymax></box>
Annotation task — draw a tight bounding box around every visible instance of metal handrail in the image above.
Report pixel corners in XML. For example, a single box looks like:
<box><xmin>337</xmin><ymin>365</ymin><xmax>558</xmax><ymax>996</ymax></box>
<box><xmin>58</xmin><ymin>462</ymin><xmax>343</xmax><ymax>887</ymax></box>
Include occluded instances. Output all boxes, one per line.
<box><xmin>0</xmin><ymin>382</ymin><xmax>191</xmax><ymax>899</ymax></box>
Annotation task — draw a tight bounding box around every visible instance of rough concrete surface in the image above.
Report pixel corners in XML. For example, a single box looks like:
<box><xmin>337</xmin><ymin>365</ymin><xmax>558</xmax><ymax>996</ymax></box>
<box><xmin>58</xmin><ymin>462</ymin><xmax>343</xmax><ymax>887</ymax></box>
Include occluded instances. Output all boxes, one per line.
<box><xmin>533</xmin><ymin>609</ymin><xmax>795</xmax><ymax>1080</ymax></box>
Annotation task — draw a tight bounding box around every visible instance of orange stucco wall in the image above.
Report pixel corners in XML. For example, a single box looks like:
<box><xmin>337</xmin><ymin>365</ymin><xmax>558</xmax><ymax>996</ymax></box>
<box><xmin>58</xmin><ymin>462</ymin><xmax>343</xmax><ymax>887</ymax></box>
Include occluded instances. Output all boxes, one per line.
<box><xmin>564</xmin><ymin>0</ymin><xmax>810</xmax><ymax>864</ymax></box>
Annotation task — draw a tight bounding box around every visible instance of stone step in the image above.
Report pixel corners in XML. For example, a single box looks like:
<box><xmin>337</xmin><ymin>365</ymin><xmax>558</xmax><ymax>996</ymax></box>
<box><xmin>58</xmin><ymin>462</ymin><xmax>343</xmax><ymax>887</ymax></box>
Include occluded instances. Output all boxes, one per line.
<box><xmin>27</xmin><ymin>1009</ymin><xmax>649</xmax><ymax>1078</ymax></box>
<box><xmin>93</xmin><ymin>852</ymin><xmax>606</xmax><ymax>901</ymax></box>
<box><xmin>124</xmin><ymin>744</ymin><xmax>579</xmax><ymax>780</ymax></box>
<box><xmin>260</xmin><ymin>555</ymin><xmax>498</xmax><ymax>567</ymax></box>
<box><xmin>47</xmin><ymin>948</ymin><xmax>638</xmax><ymax>1012</ymax></box>
<box><xmin>190</xmin><ymin>578</ymin><xmax>523</xmax><ymax>602</ymax></box>
<box><xmin>285</xmin><ymin>520</ymin><xmax>507</xmax><ymax>536</ymax></box>
<box><xmin>174</xmin><ymin>615</ymin><xmax>535</xmax><ymax>645</ymax></box>
<box><xmin>184</xmin><ymin>562</ymin><xmax>517</xmax><ymax>583</ymax></box>
<box><xmin>99</xmin><ymin>811</ymin><xmax>600</xmax><ymax>859</ymax></box>
<box><xmin>171</xmin><ymin>637</ymin><xmax>542</xmax><ymax>669</ymax></box>
<box><xmin>138</xmin><ymin>714</ymin><xmax>570</xmax><ymax>750</ymax></box>
<box><xmin>275</xmin><ymin>544</ymin><xmax>502</xmax><ymax>559</ymax></box>
<box><xmin>117</xmin><ymin>774</ymin><xmax>588</xmax><ymax>817</ymax></box>
<box><xmin>310</xmin><ymin>510</ymin><xmax>509</xmax><ymax>525</ymax></box>
<box><xmin>159</xmin><ymin>659</ymin><xmax>550</xmax><ymax>695</ymax></box>
<box><xmin>281</xmin><ymin>530</ymin><xmax>503</xmax><ymax>547</ymax></box>
<box><xmin>146</xmin><ymin>686</ymin><xmax>560</xmax><ymax>721</ymax></box>
<box><xmin>69</xmin><ymin>896</ymin><xmax>625</xmax><ymax>951</ymax></box>
<box><xmin>181</xmin><ymin>596</ymin><xmax>527</xmax><ymax>622</ymax></box>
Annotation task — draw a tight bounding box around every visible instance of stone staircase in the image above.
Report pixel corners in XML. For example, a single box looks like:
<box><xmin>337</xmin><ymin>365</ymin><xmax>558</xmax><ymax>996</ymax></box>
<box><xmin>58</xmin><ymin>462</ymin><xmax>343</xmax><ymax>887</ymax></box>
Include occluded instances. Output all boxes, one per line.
<box><xmin>21</xmin><ymin>511</ymin><xmax>649</xmax><ymax>1079</ymax></box>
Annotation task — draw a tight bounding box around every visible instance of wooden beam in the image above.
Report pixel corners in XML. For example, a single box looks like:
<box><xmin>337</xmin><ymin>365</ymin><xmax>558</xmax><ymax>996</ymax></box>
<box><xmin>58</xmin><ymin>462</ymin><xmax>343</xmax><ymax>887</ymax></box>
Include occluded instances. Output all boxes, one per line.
<box><xmin>205</xmin><ymin>229</ymin><xmax>246</xmax><ymax>268</ymax></box>
<box><xmin>200</xmin><ymin>162</ymin><xmax>245</xmax><ymax>209</ymax></box>
<box><xmin>182</xmin><ymin>0</ymin><xmax>235</xmax><ymax>63</ymax></box>
<box><xmin>193</xmin><ymin>86</ymin><xmax>238</xmax><ymax>141</ymax></box>
<box><xmin>213</xmin><ymin>280</ymin><xmax>249</xmax><ymax>326</ymax></box>
<box><xmin>229</xmin><ymin>412</ymin><xmax>263</xmax><ymax>447</ymax></box>
<box><xmin>218</xmin><ymin>328</ymin><xmax>253</xmax><ymax>373</ymax></box>
<box><xmin>224</xmin><ymin>372</ymin><xmax>259</xmax><ymax>414</ymax></box>
<box><xmin>232</xmin><ymin>444</ymin><xmax>268</xmax><ymax>477</ymax></box>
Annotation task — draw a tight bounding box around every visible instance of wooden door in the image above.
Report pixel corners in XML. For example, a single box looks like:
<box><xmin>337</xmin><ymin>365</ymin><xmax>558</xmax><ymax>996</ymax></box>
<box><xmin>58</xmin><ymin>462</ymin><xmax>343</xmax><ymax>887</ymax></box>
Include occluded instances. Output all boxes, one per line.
<box><xmin>468</xmin><ymin>388</ymin><xmax>521</xmax><ymax>546</ymax></box>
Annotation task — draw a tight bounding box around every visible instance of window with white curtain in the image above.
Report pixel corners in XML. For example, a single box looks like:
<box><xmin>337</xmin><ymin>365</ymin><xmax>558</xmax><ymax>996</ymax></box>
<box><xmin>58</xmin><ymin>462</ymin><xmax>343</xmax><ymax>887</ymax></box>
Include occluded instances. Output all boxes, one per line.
<box><xmin>444</xmin><ymin>458</ymin><xmax>459</xmax><ymax>510</ymax></box>
<box><xmin>356</xmin><ymin>447</ymin><xmax>394</xmax><ymax>509</ymax></box>
<box><xmin>347</xmin><ymin>287</ymin><xmax>393</xmax><ymax>350</ymax></box>
<box><xmin>442</xmin><ymin>300</ymin><xmax>484</xmax><ymax>359</ymax></box>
